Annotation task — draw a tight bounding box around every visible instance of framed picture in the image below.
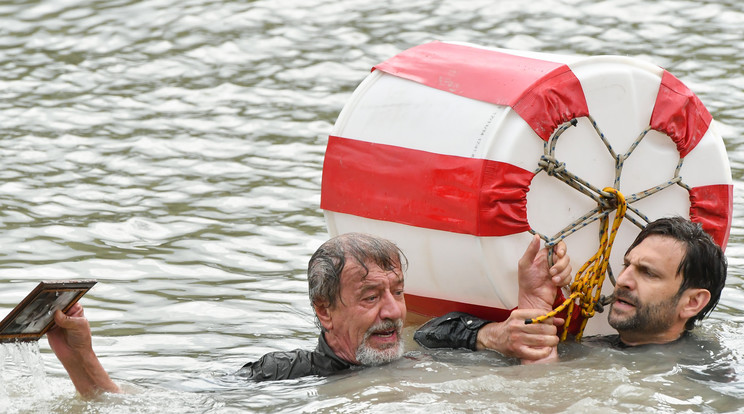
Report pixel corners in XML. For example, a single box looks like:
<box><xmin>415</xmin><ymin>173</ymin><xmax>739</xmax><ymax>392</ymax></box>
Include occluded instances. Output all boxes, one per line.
<box><xmin>0</xmin><ymin>280</ymin><xmax>97</xmax><ymax>343</ymax></box>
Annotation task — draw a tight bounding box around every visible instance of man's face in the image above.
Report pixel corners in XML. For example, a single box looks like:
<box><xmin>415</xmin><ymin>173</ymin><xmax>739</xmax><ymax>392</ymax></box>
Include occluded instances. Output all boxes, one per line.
<box><xmin>325</xmin><ymin>260</ymin><xmax>406</xmax><ymax>365</ymax></box>
<box><xmin>608</xmin><ymin>235</ymin><xmax>686</xmax><ymax>343</ymax></box>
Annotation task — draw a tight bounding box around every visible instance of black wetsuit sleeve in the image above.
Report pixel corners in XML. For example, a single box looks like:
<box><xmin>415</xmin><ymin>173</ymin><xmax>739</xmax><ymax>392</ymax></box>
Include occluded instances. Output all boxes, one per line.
<box><xmin>414</xmin><ymin>312</ymin><xmax>492</xmax><ymax>351</ymax></box>
<box><xmin>238</xmin><ymin>349</ymin><xmax>316</xmax><ymax>381</ymax></box>
<box><xmin>237</xmin><ymin>334</ymin><xmax>352</xmax><ymax>381</ymax></box>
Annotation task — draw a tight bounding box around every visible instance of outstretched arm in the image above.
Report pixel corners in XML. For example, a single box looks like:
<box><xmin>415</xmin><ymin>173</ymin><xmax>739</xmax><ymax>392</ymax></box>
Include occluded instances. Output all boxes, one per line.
<box><xmin>475</xmin><ymin>309</ymin><xmax>565</xmax><ymax>360</ymax></box>
<box><xmin>46</xmin><ymin>303</ymin><xmax>120</xmax><ymax>399</ymax></box>
<box><xmin>414</xmin><ymin>310</ymin><xmax>563</xmax><ymax>360</ymax></box>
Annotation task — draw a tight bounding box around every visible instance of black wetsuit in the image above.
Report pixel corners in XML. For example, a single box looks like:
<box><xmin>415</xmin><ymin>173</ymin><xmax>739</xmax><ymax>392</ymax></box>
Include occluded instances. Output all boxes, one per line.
<box><xmin>238</xmin><ymin>333</ymin><xmax>353</xmax><ymax>381</ymax></box>
<box><xmin>414</xmin><ymin>311</ymin><xmax>491</xmax><ymax>351</ymax></box>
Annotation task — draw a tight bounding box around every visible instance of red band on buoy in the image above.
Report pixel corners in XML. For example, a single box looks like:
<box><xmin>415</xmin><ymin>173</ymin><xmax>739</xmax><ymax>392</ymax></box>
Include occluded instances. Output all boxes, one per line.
<box><xmin>321</xmin><ymin>136</ymin><xmax>533</xmax><ymax>236</ymax></box>
<box><xmin>689</xmin><ymin>184</ymin><xmax>733</xmax><ymax>250</ymax></box>
<box><xmin>511</xmin><ymin>68</ymin><xmax>591</xmax><ymax>140</ymax></box>
<box><xmin>405</xmin><ymin>293</ymin><xmax>514</xmax><ymax>321</ymax></box>
<box><xmin>650</xmin><ymin>71</ymin><xmax>713</xmax><ymax>158</ymax></box>
<box><xmin>373</xmin><ymin>41</ymin><xmax>589</xmax><ymax>141</ymax></box>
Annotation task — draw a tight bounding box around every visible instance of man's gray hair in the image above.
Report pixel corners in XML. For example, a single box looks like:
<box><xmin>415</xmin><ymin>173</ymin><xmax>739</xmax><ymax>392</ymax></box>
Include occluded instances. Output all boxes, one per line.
<box><xmin>307</xmin><ymin>233</ymin><xmax>406</xmax><ymax>330</ymax></box>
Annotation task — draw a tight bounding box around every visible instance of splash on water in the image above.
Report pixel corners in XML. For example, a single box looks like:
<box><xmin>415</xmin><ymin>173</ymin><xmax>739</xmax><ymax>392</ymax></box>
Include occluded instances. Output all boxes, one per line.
<box><xmin>0</xmin><ymin>341</ymin><xmax>51</xmax><ymax>413</ymax></box>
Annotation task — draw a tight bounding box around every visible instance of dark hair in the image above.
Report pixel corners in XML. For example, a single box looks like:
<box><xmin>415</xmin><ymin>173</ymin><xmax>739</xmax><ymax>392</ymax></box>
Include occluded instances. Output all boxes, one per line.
<box><xmin>625</xmin><ymin>217</ymin><xmax>727</xmax><ymax>330</ymax></box>
<box><xmin>307</xmin><ymin>233</ymin><xmax>406</xmax><ymax>330</ymax></box>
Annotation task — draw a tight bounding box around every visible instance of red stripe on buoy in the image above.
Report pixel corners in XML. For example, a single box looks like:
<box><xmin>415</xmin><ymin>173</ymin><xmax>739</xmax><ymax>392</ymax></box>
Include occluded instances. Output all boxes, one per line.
<box><xmin>373</xmin><ymin>41</ymin><xmax>589</xmax><ymax>140</ymax></box>
<box><xmin>321</xmin><ymin>136</ymin><xmax>533</xmax><ymax>236</ymax></box>
<box><xmin>650</xmin><ymin>71</ymin><xmax>713</xmax><ymax>157</ymax></box>
<box><xmin>405</xmin><ymin>293</ymin><xmax>514</xmax><ymax>322</ymax></box>
<box><xmin>689</xmin><ymin>184</ymin><xmax>733</xmax><ymax>250</ymax></box>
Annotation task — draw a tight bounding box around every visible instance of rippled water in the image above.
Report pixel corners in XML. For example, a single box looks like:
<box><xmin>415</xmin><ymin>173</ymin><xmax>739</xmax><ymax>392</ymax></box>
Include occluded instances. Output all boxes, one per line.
<box><xmin>1</xmin><ymin>0</ymin><xmax>743</xmax><ymax>412</ymax></box>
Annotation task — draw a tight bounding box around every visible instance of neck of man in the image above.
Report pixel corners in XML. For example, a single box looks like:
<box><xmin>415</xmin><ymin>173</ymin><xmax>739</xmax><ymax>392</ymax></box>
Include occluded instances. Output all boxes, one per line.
<box><xmin>617</xmin><ymin>325</ymin><xmax>687</xmax><ymax>346</ymax></box>
<box><xmin>323</xmin><ymin>331</ymin><xmax>360</xmax><ymax>365</ymax></box>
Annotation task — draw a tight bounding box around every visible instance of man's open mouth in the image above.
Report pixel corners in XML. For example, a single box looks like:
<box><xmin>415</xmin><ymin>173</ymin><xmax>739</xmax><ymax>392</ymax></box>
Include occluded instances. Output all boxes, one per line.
<box><xmin>609</xmin><ymin>289</ymin><xmax>638</xmax><ymax>309</ymax></box>
<box><xmin>366</xmin><ymin>324</ymin><xmax>401</xmax><ymax>349</ymax></box>
<box><xmin>365</xmin><ymin>319</ymin><xmax>403</xmax><ymax>348</ymax></box>
<box><xmin>614</xmin><ymin>297</ymin><xmax>636</xmax><ymax>308</ymax></box>
<box><xmin>372</xmin><ymin>329</ymin><xmax>397</xmax><ymax>339</ymax></box>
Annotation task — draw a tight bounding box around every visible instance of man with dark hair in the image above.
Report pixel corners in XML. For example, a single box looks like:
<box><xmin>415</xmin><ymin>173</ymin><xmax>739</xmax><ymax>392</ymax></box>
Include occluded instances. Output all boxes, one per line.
<box><xmin>47</xmin><ymin>232</ymin><xmax>573</xmax><ymax>393</ymax></box>
<box><xmin>606</xmin><ymin>216</ymin><xmax>726</xmax><ymax>346</ymax></box>
<box><xmin>417</xmin><ymin>217</ymin><xmax>728</xmax><ymax>354</ymax></box>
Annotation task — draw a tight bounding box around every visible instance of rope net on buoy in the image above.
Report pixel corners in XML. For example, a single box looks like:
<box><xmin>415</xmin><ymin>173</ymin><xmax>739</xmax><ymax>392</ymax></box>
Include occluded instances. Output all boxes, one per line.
<box><xmin>526</xmin><ymin>116</ymin><xmax>692</xmax><ymax>341</ymax></box>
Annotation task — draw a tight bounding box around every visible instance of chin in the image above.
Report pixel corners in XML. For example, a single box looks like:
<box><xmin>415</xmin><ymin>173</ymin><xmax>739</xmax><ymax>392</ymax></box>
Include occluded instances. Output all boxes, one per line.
<box><xmin>356</xmin><ymin>342</ymin><xmax>404</xmax><ymax>366</ymax></box>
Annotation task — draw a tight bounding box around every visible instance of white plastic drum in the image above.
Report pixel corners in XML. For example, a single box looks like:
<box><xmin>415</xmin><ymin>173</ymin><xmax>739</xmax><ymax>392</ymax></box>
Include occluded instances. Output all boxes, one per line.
<box><xmin>321</xmin><ymin>41</ymin><xmax>732</xmax><ymax>335</ymax></box>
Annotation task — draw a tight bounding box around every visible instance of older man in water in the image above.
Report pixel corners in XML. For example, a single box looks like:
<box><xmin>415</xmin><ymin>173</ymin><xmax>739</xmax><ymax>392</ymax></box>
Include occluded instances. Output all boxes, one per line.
<box><xmin>417</xmin><ymin>217</ymin><xmax>727</xmax><ymax>354</ymax></box>
<box><xmin>240</xmin><ymin>232</ymin><xmax>410</xmax><ymax>379</ymax></box>
<box><xmin>47</xmin><ymin>232</ymin><xmax>572</xmax><ymax>395</ymax></box>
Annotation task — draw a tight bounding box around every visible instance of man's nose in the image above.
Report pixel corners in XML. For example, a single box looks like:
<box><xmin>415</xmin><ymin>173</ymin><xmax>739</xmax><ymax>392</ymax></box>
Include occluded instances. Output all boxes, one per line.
<box><xmin>379</xmin><ymin>291</ymin><xmax>403</xmax><ymax>320</ymax></box>
<box><xmin>615</xmin><ymin>266</ymin><xmax>635</xmax><ymax>289</ymax></box>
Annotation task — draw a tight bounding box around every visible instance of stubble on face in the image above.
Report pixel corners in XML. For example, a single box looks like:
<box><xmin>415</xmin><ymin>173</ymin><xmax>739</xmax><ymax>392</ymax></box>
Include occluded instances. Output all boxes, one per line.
<box><xmin>355</xmin><ymin>319</ymin><xmax>404</xmax><ymax>366</ymax></box>
<box><xmin>608</xmin><ymin>287</ymin><xmax>681</xmax><ymax>334</ymax></box>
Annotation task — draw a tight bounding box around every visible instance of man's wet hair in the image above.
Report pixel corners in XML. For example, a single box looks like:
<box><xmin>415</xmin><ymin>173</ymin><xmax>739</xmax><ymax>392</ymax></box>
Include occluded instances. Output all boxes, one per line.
<box><xmin>307</xmin><ymin>233</ymin><xmax>407</xmax><ymax>331</ymax></box>
<box><xmin>625</xmin><ymin>217</ymin><xmax>727</xmax><ymax>330</ymax></box>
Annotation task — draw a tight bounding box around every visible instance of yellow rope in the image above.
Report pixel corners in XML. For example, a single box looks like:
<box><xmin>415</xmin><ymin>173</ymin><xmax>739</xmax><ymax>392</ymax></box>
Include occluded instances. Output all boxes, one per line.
<box><xmin>526</xmin><ymin>187</ymin><xmax>627</xmax><ymax>341</ymax></box>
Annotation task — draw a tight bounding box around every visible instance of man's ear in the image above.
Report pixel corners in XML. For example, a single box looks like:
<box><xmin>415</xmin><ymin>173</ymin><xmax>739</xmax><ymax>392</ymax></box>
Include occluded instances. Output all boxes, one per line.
<box><xmin>679</xmin><ymin>288</ymin><xmax>711</xmax><ymax>320</ymax></box>
<box><xmin>314</xmin><ymin>301</ymin><xmax>333</xmax><ymax>331</ymax></box>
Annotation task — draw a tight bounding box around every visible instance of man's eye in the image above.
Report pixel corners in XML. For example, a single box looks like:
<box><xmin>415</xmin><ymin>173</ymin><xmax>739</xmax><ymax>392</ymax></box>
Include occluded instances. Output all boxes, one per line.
<box><xmin>364</xmin><ymin>295</ymin><xmax>378</xmax><ymax>302</ymax></box>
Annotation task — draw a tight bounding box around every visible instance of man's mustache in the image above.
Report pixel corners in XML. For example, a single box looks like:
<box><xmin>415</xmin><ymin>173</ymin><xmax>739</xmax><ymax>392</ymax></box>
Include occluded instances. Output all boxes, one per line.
<box><xmin>604</xmin><ymin>289</ymin><xmax>638</xmax><ymax>307</ymax></box>
<box><xmin>595</xmin><ymin>289</ymin><xmax>638</xmax><ymax>313</ymax></box>
<box><xmin>368</xmin><ymin>318</ymin><xmax>403</xmax><ymax>334</ymax></box>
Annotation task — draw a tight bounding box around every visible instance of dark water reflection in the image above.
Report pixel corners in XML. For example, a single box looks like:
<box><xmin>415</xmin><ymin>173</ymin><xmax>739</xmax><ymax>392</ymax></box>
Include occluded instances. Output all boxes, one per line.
<box><xmin>1</xmin><ymin>0</ymin><xmax>744</xmax><ymax>412</ymax></box>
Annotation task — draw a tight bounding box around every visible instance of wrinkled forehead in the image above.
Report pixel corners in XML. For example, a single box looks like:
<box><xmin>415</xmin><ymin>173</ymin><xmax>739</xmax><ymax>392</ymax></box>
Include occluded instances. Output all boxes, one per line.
<box><xmin>342</xmin><ymin>258</ymin><xmax>404</xmax><ymax>283</ymax></box>
<box><xmin>626</xmin><ymin>234</ymin><xmax>686</xmax><ymax>275</ymax></box>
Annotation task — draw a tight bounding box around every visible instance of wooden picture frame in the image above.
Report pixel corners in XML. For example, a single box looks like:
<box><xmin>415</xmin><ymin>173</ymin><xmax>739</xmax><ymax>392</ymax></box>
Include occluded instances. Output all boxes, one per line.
<box><xmin>0</xmin><ymin>280</ymin><xmax>97</xmax><ymax>343</ymax></box>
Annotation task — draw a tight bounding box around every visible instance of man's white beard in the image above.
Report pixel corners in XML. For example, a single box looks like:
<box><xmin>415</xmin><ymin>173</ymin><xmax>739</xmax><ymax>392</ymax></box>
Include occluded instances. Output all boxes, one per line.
<box><xmin>355</xmin><ymin>319</ymin><xmax>404</xmax><ymax>366</ymax></box>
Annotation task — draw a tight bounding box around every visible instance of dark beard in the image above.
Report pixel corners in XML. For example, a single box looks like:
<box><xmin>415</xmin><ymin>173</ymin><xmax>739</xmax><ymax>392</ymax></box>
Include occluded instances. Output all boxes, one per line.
<box><xmin>608</xmin><ymin>289</ymin><xmax>681</xmax><ymax>333</ymax></box>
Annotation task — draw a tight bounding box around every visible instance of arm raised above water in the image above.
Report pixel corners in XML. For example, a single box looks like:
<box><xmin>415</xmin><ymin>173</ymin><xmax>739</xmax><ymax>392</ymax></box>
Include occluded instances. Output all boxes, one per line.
<box><xmin>516</xmin><ymin>234</ymin><xmax>572</xmax><ymax>363</ymax></box>
<box><xmin>518</xmin><ymin>234</ymin><xmax>572</xmax><ymax>310</ymax></box>
<box><xmin>46</xmin><ymin>303</ymin><xmax>121</xmax><ymax>399</ymax></box>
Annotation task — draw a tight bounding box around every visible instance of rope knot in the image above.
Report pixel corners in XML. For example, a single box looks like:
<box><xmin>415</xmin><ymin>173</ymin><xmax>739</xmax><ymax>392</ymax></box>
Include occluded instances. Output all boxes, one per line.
<box><xmin>539</xmin><ymin>155</ymin><xmax>566</xmax><ymax>176</ymax></box>
<box><xmin>599</xmin><ymin>188</ymin><xmax>626</xmax><ymax>211</ymax></box>
<box><xmin>526</xmin><ymin>187</ymin><xmax>628</xmax><ymax>342</ymax></box>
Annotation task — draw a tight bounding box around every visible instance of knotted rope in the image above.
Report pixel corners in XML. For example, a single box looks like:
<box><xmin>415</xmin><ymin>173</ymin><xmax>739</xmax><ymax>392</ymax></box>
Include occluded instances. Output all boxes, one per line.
<box><xmin>522</xmin><ymin>116</ymin><xmax>689</xmax><ymax>341</ymax></box>
<box><xmin>526</xmin><ymin>187</ymin><xmax>626</xmax><ymax>341</ymax></box>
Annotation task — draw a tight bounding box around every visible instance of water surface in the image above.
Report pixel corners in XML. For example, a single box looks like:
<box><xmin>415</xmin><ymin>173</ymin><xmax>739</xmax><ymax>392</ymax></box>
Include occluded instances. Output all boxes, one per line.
<box><xmin>1</xmin><ymin>0</ymin><xmax>744</xmax><ymax>412</ymax></box>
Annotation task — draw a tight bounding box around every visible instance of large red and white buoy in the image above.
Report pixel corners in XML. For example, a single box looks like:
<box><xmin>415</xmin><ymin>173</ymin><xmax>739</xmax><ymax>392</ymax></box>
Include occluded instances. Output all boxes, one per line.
<box><xmin>321</xmin><ymin>41</ymin><xmax>732</xmax><ymax>335</ymax></box>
